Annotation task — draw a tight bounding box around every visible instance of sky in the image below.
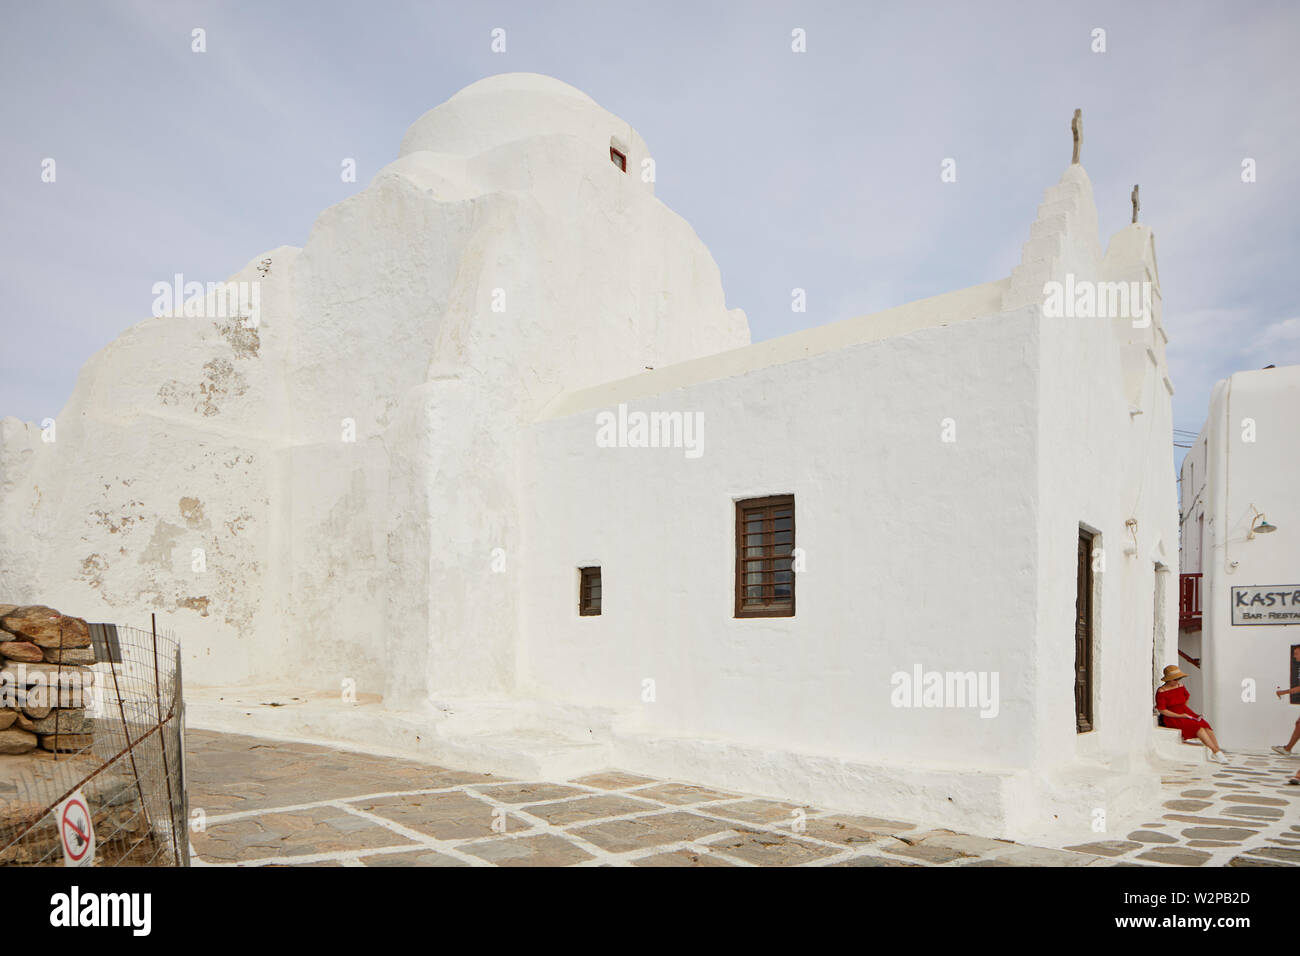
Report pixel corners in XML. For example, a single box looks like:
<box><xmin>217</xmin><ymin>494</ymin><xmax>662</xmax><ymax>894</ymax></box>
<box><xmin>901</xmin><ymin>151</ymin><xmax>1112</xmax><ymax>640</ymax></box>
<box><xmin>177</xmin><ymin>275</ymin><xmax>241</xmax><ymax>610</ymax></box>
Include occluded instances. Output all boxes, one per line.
<box><xmin>1</xmin><ymin>0</ymin><xmax>1297</xmax><ymax>456</ymax></box>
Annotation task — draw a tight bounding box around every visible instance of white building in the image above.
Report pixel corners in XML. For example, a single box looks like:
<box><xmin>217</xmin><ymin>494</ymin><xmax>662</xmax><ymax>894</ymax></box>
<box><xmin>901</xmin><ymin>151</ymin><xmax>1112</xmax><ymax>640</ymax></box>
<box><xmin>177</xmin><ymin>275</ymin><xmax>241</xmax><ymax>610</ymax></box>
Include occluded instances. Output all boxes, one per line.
<box><xmin>0</xmin><ymin>74</ymin><xmax>1181</xmax><ymax>841</ymax></box>
<box><xmin>1178</xmin><ymin>364</ymin><xmax>1300</xmax><ymax>751</ymax></box>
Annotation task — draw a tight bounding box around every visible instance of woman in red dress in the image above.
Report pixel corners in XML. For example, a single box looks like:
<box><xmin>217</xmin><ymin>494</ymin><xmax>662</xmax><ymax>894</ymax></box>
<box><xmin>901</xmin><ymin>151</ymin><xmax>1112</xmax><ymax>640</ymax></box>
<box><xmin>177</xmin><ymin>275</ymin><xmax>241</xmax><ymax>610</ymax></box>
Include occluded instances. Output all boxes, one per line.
<box><xmin>1156</xmin><ymin>665</ymin><xmax>1225</xmax><ymax>762</ymax></box>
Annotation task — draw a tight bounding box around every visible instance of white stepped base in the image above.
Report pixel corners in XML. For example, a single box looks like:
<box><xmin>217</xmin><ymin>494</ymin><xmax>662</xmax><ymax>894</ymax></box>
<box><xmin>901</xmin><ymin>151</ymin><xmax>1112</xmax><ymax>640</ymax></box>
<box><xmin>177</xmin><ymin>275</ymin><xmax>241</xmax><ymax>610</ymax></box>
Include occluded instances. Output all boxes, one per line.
<box><xmin>185</xmin><ymin>685</ymin><xmax>612</xmax><ymax>782</ymax></box>
<box><xmin>1151</xmin><ymin>722</ymin><xmax>1206</xmax><ymax>765</ymax></box>
<box><xmin>610</xmin><ymin>727</ymin><xmax>1160</xmax><ymax>845</ymax></box>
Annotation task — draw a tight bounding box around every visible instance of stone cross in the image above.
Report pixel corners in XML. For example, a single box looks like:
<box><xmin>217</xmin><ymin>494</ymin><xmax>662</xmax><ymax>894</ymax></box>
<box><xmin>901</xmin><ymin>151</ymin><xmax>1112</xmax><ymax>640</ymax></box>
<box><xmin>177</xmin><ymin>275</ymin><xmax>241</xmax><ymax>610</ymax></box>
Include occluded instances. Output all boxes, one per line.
<box><xmin>1131</xmin><ymin>184</ymin><xmax>1140</xmax><ymax>223</ymax></box>
<box><xmin>1071</xmin><ymin>109</ymin><xmax>1082</xmax><ymax>165</ymax></box>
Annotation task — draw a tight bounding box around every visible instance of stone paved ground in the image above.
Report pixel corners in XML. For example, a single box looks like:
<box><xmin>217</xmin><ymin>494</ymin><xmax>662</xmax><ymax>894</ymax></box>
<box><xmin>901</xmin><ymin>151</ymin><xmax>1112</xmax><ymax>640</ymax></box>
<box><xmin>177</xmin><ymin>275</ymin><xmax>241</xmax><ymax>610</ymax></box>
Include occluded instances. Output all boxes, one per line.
<box><xmin>184</xmin><ymin>730</ymin><xmax>1300</xmax><ymax>867</ymax></box>
<box><xmin>1051</xmin><ymin>751</ymin><xmax>1300</xmax><ymax>868</ymax></box>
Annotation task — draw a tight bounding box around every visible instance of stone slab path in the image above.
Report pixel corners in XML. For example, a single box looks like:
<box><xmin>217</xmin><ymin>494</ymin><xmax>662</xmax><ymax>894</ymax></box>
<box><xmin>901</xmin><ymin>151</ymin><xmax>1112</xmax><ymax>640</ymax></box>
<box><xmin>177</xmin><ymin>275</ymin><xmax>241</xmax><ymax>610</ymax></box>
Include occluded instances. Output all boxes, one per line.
<box><xmin>1049</xmin><ymin>751</ymin><xmax>1300</xmax><ymax>867</ymax></box>
<box><xmin>184</xmin><ymin>731</ymin><xmax>1300</xmax><ymax>867</ymax></box>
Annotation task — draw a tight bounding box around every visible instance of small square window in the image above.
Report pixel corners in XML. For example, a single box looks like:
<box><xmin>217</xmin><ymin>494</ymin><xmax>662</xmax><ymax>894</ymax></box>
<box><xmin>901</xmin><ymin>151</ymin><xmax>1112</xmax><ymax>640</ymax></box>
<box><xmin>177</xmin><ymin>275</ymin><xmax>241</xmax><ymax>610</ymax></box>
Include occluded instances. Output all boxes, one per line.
<box><xmin>609</xmin><ymin>147</ymin><xmax>627</xmax><ymax>172</ymax></box>
<box><xmin>579</xmin><ymin>566</ymin><xmax>602</xmax><ymax>615</ymax></box>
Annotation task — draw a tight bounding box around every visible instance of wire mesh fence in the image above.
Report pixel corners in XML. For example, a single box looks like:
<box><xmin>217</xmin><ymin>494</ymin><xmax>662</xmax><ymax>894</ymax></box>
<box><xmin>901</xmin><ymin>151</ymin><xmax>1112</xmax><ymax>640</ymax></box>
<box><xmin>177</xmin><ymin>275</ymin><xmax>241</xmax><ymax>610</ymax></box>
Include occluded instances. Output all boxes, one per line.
<box><xmin>0</xmin><ymin>617</ymin><xmax>187</xmax><ymax>866</ymax></box>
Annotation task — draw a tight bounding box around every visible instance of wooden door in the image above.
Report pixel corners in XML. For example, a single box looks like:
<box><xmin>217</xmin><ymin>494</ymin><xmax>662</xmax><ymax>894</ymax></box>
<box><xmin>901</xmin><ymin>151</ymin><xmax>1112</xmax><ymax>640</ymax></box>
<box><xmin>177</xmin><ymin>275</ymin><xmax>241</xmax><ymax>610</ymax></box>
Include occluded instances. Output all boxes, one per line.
<box><xmin>1075</xmin><ymin>530</ymin><xmax>1094</xmax><ymax>732</ymax></box>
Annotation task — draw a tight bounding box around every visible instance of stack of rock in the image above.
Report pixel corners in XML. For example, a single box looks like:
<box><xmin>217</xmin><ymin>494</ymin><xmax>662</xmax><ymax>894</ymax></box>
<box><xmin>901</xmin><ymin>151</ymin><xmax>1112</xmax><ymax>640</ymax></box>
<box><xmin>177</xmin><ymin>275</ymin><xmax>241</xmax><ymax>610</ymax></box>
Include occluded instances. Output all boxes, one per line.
<box><xmin>0</xmin><ymin>605</ymin><xmax>97</xmax><ymax>756</ymax></box>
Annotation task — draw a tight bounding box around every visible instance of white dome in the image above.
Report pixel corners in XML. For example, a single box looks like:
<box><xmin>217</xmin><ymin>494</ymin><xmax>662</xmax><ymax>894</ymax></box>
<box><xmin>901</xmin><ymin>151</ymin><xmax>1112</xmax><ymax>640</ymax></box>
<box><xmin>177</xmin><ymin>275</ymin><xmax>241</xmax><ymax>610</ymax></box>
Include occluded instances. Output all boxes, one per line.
<box><xmin>398</xmin><ymin>72</ymin><xmax>642</xmax><ymax>161</ymax></box>
<box><xmin>447</xmin><ymin>72</ymin><xmax>595</xmax><ymax>103</ymax></box>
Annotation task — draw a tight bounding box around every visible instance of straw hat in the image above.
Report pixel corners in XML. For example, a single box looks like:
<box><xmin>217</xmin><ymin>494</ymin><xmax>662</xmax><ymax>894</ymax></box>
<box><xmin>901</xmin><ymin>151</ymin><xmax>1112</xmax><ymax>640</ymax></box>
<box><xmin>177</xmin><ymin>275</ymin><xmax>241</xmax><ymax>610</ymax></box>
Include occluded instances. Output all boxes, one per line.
<box><xmin>1160</xmin><ymin>665</ymin><xmax>1187</xmax><ymax>686</ymax></box>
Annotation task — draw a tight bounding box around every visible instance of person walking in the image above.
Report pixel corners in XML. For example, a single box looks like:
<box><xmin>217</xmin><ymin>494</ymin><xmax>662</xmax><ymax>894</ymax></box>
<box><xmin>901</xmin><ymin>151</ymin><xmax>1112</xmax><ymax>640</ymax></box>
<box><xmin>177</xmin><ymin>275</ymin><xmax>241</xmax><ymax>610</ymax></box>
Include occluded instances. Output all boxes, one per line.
<box><xmin>1271</xmin><ymin>683</ymin><xmax>1300</xmax><ymax>783</ymax></box>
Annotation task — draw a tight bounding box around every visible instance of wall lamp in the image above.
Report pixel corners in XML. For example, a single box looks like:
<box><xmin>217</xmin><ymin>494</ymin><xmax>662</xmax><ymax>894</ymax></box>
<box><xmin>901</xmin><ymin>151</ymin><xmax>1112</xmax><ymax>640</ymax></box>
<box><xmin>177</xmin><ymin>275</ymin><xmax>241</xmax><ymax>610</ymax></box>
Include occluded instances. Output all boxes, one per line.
<box><xmin>1124</xmin><ymin>518</ymin><xmax>1139</xmax><ymax>556</ymax></box>
<box><xmin>1248</xmin><ymin>505</ymin><xmax>1278</xmax><ymax>539</ymax></box>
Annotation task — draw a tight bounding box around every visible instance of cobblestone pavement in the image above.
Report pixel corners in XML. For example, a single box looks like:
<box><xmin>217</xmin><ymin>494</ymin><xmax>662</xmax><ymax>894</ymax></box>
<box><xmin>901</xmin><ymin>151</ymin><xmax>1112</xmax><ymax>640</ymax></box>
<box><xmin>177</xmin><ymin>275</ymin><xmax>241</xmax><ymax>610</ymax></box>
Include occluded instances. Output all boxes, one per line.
<box><xmin>185</xmin><ymin>731</ymin><xmax>1300</xmax><ymax>867</ymax></box>
<box><xmin>1051</xmin><ymin>751</ymin><xmax>1300</xmax><ymax>867</ymax></box>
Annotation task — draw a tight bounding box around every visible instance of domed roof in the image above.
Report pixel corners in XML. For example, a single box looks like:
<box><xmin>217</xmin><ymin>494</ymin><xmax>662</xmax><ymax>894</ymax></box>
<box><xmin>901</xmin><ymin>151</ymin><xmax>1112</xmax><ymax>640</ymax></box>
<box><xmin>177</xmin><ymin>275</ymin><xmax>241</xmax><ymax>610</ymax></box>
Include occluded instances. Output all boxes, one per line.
<box><xmin>398</xmin><ymin>73</ymin><xmax>634</xmax><ymax>160</ymax></box>
<box><xmin>447</xmin><ymin>72</ymin><xmax>596</xmax><ymax>103</ymax></box>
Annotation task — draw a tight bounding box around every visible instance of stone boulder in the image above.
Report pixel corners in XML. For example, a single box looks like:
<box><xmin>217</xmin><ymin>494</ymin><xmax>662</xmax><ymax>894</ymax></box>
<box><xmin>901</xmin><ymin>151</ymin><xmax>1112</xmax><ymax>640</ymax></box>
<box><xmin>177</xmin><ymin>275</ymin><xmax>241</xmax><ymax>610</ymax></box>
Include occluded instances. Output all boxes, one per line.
<box><xmin>0</xmin><ymin>606</ymin><xmax>91</xmax><ymax>649</ymax></box>
<box><xmin>0</xmin><ymin>727</ymin><xmax>37</xmax><ymax>754</ymax></box>
<box><xmin>39</xmin><ymin>733</ymin><xmax>94</xmax><ymax>753</ymax></box>
<box><xmin>0</xmin><ymin>641</ymin><xmax>43</xmax><ymax>662</ymax></box>
<box><xmin>42</xmin><ymin>646</ymin><xmax>97</xmax><ymax>665</ymax></box>
<box><xmin>31</xmin><ymin>709</ymin><xmax>93</xmax><ymax>735</ymax></box>
<box><xmin>21</xmin><ymin>700</ymin><xmax>52</xmax><ymax>719</ymax></box>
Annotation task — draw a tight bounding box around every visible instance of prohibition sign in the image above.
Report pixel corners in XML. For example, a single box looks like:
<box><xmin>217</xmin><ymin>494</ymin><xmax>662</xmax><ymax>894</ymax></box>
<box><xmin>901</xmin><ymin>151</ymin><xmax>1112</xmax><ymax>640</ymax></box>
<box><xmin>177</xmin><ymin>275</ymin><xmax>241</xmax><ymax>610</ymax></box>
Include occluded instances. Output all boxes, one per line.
<box><xmin>59</xmin><ymin>793</ymin><xmax>94</xmax><ymax>865</ymax></box>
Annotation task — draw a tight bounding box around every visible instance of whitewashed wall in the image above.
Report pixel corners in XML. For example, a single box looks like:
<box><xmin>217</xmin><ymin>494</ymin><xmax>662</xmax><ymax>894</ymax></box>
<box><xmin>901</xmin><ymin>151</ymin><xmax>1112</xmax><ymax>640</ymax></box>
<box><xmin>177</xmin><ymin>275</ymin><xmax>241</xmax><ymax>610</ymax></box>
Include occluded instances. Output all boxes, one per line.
<box><xmin>1031</xmin><ymin>220</ymin><xmax>1180</xmax><ymax>817</ymax></box>
<box><xmin>0</xmin><ymin>75</ymin><xmax>1186</xmax><ymax>839</ymax></box>
<box><xmin>519</xmin><ymin>167</ymin><xmax>1178</xmax><ymax>839</ymax></box>
<box><xmin>0</xmin><ymin>74</ymin><xmax>749</xmax><ymax>705</ymax></box>
<box><xmin>523</xmin><ymin>306</ymin><xmax>1041</xmax><ymax>765</ymax></box>
<box><xmin>1177</xmin><ymin>427</ymin><xmax>1211</xmax><ymax>707</ymax></box>
<box><xmin>0</xmin><ymin>248</ymin><xmax>300</xmax><ymax>685</ymax></box>
<box><xmin>1196</xmin><ymin>365</ymin><xmax>1300</xmax><ymax>749</ymax></box>
<box><xmin>1179</xmin><ymin>434</ymin><xmax>1209</xmax><ymax>575</ymax></box>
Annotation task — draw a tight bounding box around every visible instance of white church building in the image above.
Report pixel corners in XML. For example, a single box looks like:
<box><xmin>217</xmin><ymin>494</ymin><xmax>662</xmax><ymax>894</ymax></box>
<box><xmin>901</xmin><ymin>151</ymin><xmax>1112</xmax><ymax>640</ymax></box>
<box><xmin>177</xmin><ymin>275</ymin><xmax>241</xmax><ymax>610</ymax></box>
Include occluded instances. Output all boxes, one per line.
<box><xmin>0</xmin><ymin>74</ymin><xmax>1181</xmax><ymax>841</ymax></box>
<box><xmin>1178</xmin><ymin>363</ymin><xmax>1300</xmax><ymax>751</ymax></box>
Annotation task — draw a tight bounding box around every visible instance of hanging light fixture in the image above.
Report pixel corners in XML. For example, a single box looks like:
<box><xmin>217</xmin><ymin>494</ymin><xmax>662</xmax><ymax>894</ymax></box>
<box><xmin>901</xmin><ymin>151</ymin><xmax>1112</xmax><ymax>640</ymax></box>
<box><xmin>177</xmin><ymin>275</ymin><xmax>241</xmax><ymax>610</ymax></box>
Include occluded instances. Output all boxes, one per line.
<box><xmin>1248</xmin><ymin>505</ymin><xmax>1278</xmax><ymax>539</ymax></box>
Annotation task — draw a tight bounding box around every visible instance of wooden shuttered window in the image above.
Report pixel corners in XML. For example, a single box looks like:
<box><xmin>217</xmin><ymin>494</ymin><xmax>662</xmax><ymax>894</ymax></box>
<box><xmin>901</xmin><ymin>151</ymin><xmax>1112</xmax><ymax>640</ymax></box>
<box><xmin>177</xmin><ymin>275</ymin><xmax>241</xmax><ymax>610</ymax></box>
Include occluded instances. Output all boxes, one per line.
<box><xmin>735</xmin><ymin>495</ymin><xmax>795</xmax><ymax>618</ymax></box>
<box><xmin>579</xmin><ymin>566</ymin><xmax>602</xmax><ymax>616</ymax></box>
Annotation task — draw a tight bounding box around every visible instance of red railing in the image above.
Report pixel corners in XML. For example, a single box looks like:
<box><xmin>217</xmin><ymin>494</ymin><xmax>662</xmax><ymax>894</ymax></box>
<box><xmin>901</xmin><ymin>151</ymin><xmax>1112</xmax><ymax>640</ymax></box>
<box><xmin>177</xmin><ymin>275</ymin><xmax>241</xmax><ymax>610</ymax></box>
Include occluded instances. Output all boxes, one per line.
<box><xmin>1179</xmin><ymin>573</ymin><xmax>1202</xmax><ymax>631</ymax></box>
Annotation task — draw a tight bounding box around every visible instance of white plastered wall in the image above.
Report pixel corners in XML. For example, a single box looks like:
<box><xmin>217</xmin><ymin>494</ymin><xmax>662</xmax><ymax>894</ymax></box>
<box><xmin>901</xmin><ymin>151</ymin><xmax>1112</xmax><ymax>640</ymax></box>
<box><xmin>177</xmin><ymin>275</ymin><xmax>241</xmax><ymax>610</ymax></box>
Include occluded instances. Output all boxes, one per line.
<box><xmin>0</xmin><ymin>74</ymin><xmax>750</xmax><ymax>707</ymax></box>
<box><xmin>1198</xmin><ymin>365</ymin><xmax>1300</xmax><ymax>749</ymax></box>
